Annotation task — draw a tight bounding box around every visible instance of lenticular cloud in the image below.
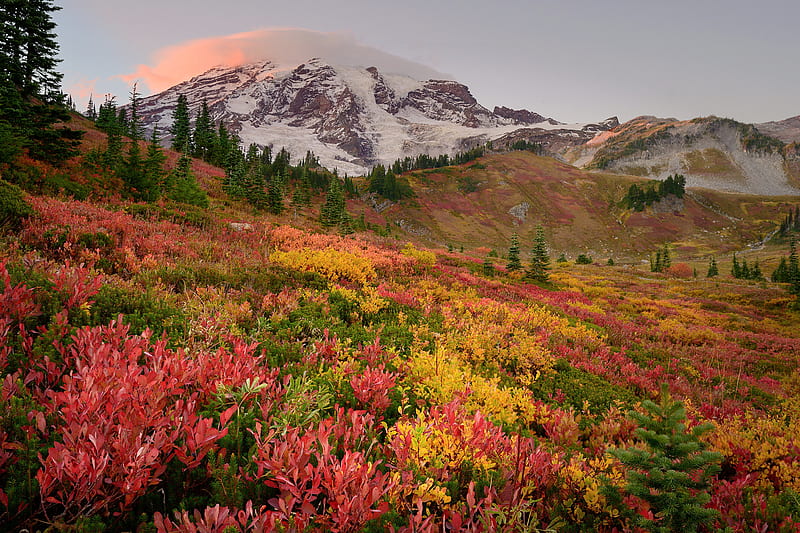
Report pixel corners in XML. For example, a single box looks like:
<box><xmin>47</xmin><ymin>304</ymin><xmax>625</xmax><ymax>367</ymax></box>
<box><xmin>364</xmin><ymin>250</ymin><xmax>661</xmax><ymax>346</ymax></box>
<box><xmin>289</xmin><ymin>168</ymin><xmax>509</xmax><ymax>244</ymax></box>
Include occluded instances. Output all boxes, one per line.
<box><xmin>121</xmin><ymin>28</ymin><xmax>447</xmax><ymax>94</ymax></box>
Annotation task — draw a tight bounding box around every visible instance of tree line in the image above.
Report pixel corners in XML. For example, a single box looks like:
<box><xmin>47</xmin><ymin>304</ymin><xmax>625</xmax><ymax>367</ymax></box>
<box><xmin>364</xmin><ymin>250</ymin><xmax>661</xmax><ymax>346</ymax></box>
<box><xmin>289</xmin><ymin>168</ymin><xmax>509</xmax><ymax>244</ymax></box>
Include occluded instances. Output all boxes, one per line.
<box><xmin>624</xmin><ymin>174</ymin><xmax>686</xmax><ymax>211</ymax></box>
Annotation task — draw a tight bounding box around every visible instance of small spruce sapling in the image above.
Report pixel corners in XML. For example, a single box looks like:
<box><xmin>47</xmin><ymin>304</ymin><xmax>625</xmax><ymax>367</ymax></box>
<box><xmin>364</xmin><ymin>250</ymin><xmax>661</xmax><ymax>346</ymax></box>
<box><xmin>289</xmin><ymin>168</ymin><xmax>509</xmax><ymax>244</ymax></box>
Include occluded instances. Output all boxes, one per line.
<box><xmin>601</xmin><ymin>386</ymin><xmax>721</xmax><ymax>533</ymax></box>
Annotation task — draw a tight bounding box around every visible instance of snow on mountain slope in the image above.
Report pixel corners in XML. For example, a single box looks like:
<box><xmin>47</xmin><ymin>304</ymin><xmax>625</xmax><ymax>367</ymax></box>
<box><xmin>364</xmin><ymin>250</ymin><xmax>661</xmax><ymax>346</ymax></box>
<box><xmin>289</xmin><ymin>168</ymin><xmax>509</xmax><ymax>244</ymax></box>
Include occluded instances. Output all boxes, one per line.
<box><xmin>135</xmin><ymin>58</ymin><xmax>611</xmax><ymax>175</ymax></box>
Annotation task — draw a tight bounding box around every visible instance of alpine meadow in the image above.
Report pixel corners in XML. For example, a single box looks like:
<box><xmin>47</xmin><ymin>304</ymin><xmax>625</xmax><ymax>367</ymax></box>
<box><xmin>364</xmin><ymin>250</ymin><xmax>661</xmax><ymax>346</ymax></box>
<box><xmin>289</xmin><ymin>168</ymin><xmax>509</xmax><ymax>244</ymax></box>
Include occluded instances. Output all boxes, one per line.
<box><xmin>2</xmin><ymin>2</ymin><xmax>800</xmax><ymax>532</ymax></box>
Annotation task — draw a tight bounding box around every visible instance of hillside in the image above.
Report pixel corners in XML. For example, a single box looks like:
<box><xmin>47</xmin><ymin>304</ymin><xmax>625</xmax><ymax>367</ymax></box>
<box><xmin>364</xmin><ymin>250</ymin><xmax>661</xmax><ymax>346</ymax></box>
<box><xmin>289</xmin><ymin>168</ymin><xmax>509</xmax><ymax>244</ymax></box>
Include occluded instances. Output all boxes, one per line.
<box><xmin>566</xmin><ymin>116</ymin><xmax>800</xmax><ymax>196</ymax></box>
<box><xmin>367</xmin><ymin>151</ymin><xmax>796</xmax><ymax>261</ymax></box>
<box><xmin>3</xmin><ymin>147</ymin><xmax>800</xmax><ymax>531</ymax></box>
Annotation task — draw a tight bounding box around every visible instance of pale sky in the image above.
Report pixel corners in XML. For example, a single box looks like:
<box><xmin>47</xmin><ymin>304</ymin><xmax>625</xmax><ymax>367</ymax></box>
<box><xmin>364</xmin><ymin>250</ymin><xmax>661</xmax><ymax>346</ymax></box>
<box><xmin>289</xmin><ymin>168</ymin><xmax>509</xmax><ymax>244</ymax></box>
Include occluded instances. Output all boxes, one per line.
<box><xmin>55</xmin><ymin>0</ymin><xmax>799</xmax><ymax>124</ymax></box>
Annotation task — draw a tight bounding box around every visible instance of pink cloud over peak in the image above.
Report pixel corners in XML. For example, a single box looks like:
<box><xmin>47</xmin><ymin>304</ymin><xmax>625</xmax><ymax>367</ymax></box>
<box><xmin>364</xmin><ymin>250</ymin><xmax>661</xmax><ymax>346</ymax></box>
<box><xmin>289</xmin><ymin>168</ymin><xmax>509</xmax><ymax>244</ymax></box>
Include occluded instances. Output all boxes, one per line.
<box><xmin>120</xmin><ymin>28</ymin><xmax>447</xmax><ymax>94</ymax></box>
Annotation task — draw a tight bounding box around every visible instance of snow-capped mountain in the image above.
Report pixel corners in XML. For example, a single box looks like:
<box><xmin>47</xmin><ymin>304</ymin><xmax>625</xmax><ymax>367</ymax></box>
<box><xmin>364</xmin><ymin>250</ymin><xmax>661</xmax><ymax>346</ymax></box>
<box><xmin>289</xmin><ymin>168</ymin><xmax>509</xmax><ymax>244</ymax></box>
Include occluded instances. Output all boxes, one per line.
<box><xmin>135</xmin><ymin>58</ymin><xmax>615</xmax><ymax>175</ymax></box>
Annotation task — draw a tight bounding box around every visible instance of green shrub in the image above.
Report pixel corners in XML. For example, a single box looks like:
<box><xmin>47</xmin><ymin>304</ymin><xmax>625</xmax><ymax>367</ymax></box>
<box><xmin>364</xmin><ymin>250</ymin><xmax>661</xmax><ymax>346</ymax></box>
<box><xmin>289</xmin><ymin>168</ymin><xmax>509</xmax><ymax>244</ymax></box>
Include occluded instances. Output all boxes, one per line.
<box><xmin>575</xmin><ymin>254</ymin><xmax>593</xmax><ymax>265</ymax></box>
<box><xmin>0</xmin><ymin>178</ymin><xmax>33</xmax><ymax>230</ymax></box>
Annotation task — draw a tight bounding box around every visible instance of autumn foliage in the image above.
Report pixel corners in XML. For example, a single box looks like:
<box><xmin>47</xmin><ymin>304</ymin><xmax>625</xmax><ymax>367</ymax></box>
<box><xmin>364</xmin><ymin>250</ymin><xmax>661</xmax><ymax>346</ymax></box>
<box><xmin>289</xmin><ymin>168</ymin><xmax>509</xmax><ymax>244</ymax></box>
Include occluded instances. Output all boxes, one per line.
<box><xmin>0</xmin><ymin>192</ymin><xmax>799</xmax><ymax>532</ymax></box>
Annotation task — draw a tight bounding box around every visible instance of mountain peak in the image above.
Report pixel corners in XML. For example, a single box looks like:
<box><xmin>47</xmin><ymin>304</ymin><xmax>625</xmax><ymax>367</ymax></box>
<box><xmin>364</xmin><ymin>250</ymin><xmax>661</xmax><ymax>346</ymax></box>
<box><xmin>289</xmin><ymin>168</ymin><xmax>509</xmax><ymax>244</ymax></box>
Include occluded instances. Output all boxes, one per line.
<box><xmin>135</xmin><ymin>59</ymin><xmax>606</xmax><ymax>174</ymax></box>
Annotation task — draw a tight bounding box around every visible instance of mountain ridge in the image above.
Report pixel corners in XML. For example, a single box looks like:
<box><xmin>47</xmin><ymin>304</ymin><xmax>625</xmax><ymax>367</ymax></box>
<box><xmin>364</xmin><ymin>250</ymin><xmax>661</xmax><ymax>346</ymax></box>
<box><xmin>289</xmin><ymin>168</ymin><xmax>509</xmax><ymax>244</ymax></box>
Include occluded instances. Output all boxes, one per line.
<box><xmin>134</xmin><ymin>58</ymin><xmax>614</xmax><ymax>175</ymax></box>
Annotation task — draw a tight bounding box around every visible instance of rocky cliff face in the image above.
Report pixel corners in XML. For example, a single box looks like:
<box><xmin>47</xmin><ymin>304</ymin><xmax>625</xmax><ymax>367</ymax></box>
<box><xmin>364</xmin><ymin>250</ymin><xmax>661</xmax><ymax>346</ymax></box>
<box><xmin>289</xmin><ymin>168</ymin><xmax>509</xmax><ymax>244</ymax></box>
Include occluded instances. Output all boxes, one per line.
<box><xmin>134</xmin><ymin>58</ymin><xmax>611</xmax><ymax>175</ymax></box>
<box><xmin>585</xmin><ymin>116</ymin><xmax>799</xmax><ymax>196</ymax></box>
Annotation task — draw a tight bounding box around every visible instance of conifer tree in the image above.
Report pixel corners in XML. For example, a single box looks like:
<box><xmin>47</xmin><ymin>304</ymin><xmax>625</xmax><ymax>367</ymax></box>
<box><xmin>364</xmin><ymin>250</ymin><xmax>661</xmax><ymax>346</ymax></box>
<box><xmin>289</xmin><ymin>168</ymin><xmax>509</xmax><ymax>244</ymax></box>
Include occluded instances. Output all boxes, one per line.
<box><xmin>320</xmin><ymin>177</ymin><xmax>345</xmax><ymax>228</ymax></box>
<box><xmin>482</xmin><ymin>256</ymin><xmax>495</xmax><ymax>277</ymax></box>
<box><xmin>661</xmin><ymin>243</ymin><xmax>671</xmax><ymax>269</ymax></box>
<box><xmin>0</xmin><ymin>1</ymin><xmax>81</xmax><ymax>165</ymax></box>
<box><xmin>525</xmin><ymin>225</ymin><xmax>550</xmax><ymax>282</ymax></box>
<box><xmin>127</xmin><ymin>83</ymin><xmax>143</xmax><ymax>141</ymax></box>
<box><xmin>772</xmin><ymin>257</ymin><xmax>789</xmax><ymax>283</ymax></box>
<box><xmin>212</xmin><ymin>122</ymin><xmax>233</xmax><ymax>167</ymax></box>
<box><xmin>731</xmin><ymin>253</ymin><xmax>741</xmax><ymax>278</ymax></box>
<box><xmin>170</xmin><ymin>94</ymin><xmax>191</xmax><ymax>153</ymax></box>
<box><xmin>142</xmin><ymin>127</ymin><xmax>166</xmax><ymax>202</ymax></box>
<box><xmin>85</xmin><ymin>93</ymin><xmax>96</xmax><ymax>120</ymax></box>
<box><xmin>0</xmin><ymin>0</ymin><xmax>63</xmax><ymax>97</ymax></box>
<box><xmin>168</xmin><ymin>151</ymin><xmax>208</xmax><ymax>208</ymax></box>
<box><xmin>243</xmin><ymin>169</ymin><xmax>267</xmax><ymax>210</ymax></box>
<box><xmin>223</xmin><ymin>149</ymin><xmax>247</xmax><ymax>199</ymax></box>
<box><xmin>506</xmin><ymin>232</ymin><xmax>522</xmax><ymax>272</ymax></box>
<box><xmin>339</xmin><ymin>211</ymin><xmax>355</xmax><ymax>235</ymax></box>
<box><xmin>192</xmin><ymin>100</ymin><xmax>215</xmax><ymax>161</ymax></box>
<box><xmin>601</xmin><ymin>387</ymin><xmax>721</xmax><ymax>533</ymax></box>
<box><xmin>707</xmin><ymin>256</ymin><xmax>719</xmax><ymax>278</ymax></box>
<box><xmin>291</xmin><ymin>167</ymin><xmax>312</xmax><ymax>210</ymax></box>
<box><xmin>267</xmin><ymin>173</ymin><xmax>284</xmax><ymax>215</ymax></box>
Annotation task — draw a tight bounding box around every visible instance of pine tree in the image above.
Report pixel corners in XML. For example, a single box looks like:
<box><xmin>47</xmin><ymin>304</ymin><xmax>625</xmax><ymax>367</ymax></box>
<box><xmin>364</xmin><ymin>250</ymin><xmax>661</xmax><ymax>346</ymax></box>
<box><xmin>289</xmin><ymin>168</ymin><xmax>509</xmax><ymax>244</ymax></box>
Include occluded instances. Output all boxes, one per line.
<box><xmin>338</xmin><ymin>211</ymin><xmax>355</xmax><ymax>235</ymax></box>
<box><xmin>170</xmin><ymin>94</ymin><xmax>191</xmax><ymax>153</ymax></box>
<box><xmin>168</xmin><ymin>151</ymin><xmax>208</xmax><ymax>208</ymax></box>
<box><xmin>601</xmin><ymin>386</ymin><xmax>721</xmax><ymax>533</ymax></box>
<box><xmin>661</xmin><ymin>243</ymin><xmax>671</xmax><ymax>269</ymax></box>
<box><xmin>731</xmin><ymin>253</ymin><xmax>741</xmax><ymax>279</ymax></box>
<box><xmin>85</xmin><ymin>93</ymin><xmax>97</xmax><ymax>120</ymax></box>
<box><xmin>267</xmin><ymin>173</ymin><xmax>284</xmax><ymax>215</ymax></box>
<box><xmin>525</xmin><ymin>225</ymin><xmax>550</xmax><ymax>282</ymax></box>
<box><xmin>320</xmin><ymin>177</ymin><xmax>345</xmax><ymax>228</ymax></box>
<box><xmin>192</xmin><ymin>100</ymin><xmax>215</xmax><ymax>161</ymax></box>
<box><xmin>707</xmin><ymin>256</ymin><xmax>719</xmax><ymax>278</ymax></box>
<box><xmin>142</xmin><ymin>127</ymin><xmax>166</xmax><ymax>202</ymax></box>
<box><xmin>127</xmin><ymin>83</ymin><xmax>144</xmax><ymax>141</ymax></box>
<box><xmin>291</xmin><ymin>167</ymin><xmax>312</xmax><ymax>210</ymax></box>
<box><xmin>212</xmin><ymin>122</ymin><xmax>233</xmax><ymax>167</ymax></box>
<box><xmin>482</xmin><ymin>256</ymin><xmax>495</xmax><ymax>277</ymax></box>
<box><xmin>772</xmin><ymin>257</ymin><xmax>789</xmax><ymax>283</ymax></box>
<box><xmin>0</xmin><ymin>0</ymin><xmax>63</xmax><ymax>97</ymax></box>
<box><xmin>506</xmin><ymin>232</ymin><xmax>522</xmax><ymax>272</ymax></box>
<box><xmin>223</xmin><ymin>149</ymin><xmax>247</xmax><ymax>199</ymax></box>
<box><xmin>0</xmin><ymin>1</ymin><xmax>81</xmax><ymax>165</ymax></box>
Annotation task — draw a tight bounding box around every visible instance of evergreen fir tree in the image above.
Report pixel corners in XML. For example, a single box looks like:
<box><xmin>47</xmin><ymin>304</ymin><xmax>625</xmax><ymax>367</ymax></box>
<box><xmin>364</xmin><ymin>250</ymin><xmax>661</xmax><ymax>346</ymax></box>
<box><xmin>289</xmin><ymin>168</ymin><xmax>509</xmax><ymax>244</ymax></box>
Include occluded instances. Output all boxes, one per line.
<box><xmin>243</xmin><ymin>169</ymin><xmax>267</xmax><ymax>210</ymax></box>
<box><xmin>0</xmin><ymin>1</ymin><xmax>81</xmax><ymax>166</ymax></box>
<box><xmin>142</xmin><ymin>127</ymin><xmax>166</xmax><ymax>201</ymax></box>
<box><xmin>338</xmin><ymin>211</ymin><xmax>355</xmax><ymax>235</ymax></box>
<box><xmin>525</xmin><ymin>225</ymin><xmax>551</xmax><ymax>282</ymax></box>
<box><xmin>168</xmin><ymin>151</ymin><xmax>208</xmax><ymax>208</ymax></box>
<box><xmin>212</xmin><ymin>122</ymin><xmax>232</xmax><ymax>167</ymax></box>
<box><xmin>731</xmin><ymin>253</ymin><xmax>741</xmax><ymax>279</ymax></box>
<box><xmin>321</xmin><ymin>177</ymin><xmax>346</xmax><ymax>228</ymax></box>
<box><xmin>170</xmin><ymin>94</ymin><xmax>191</xmax><ymax>153</ymax></box>
<box><xmin>291</xmin><ymin>167</ymin><xmax>312</xmax><ymax>209</ymax></box>
<box><xmin>601</xmin><ymin>386</ymin><xmax>721</xmax><ymax>533</ymax></box>
<box><xmin>772</xmin><ymin>257</ymin><xmax>789</xmax><ymax>283</ymax></box>
<box><xmin>751</xmin><ymin>260</ymin><xmax>762</xmax><ymax>281</ymax></box>
<box><xmin>85</xmin><ymin>93</ymin><xmax>96</xmax><ymax>120</ymax></box>
<box><xmin>482</xmin><ymin>256</ymin><xmax>495</xmax><ymax>277</ymax></box>
<box><xmin>506</xmin><ymin>232</ymin><xmax>522</xmax><ymax>272</ymax></box>
<box><xmin>707</xmin><ymin>256</ymin><xmax>719</xmax><ymax>278</ymax></box>
<box><xmin>127</xmin><ymin>83</ymin><xmax>143</xmax><ymax>141</ymax></box>
<box><xmin>739</xmin><ymin>258</ymin><xmax>751</xmax><ymax>280</ymax></box>
<box><xmin>661</xmin><ymin>243</ymin><xmax>671</xmax><ymax>269</ymax></box>
<box><xmin>789</xmin><ymin>239</ymin><xmax>799</xmax><ymax>281</ymax></box>
<box><xmin>0</xmin><ymin>0</ymin><xmax>63</xmax><ymax>97</ymax></box>
<box><xmin>103</xmin><ymin>109</ymin><xmax>124</xmax><ymax>171</ymax></box>
<box><xmin>117</xmin><ymin>107</ymin><xmax>128</xmax><ymax>136</ymax></box>
<box><xmin>192</xmin><ymin>100</ymin><xmax>215</xmax><ymax>161</ymax></box>
<box><xmin>223</xmin><ymin>149</ymin><xmax>247</xmax><ymax>199</ymax></box>
<box><xmin>267</xmin><ymin>173</ymin><xmax>284</xmax><ymax>215</ymax></box>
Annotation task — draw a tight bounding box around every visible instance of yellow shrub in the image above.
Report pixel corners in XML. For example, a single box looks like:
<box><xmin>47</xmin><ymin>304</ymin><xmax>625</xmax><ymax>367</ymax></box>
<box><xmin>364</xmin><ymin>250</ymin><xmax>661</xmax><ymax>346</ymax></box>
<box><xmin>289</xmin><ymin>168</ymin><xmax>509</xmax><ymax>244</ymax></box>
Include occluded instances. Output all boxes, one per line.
<box><xmin>401</xmin><ymin>242</ymin><xmax>436</xmax><ymax>265</ymax></box>
<box><xmin>270</xmin><ymin>247</ymin><xmax>376</xmax><ymax>284</ymax></box>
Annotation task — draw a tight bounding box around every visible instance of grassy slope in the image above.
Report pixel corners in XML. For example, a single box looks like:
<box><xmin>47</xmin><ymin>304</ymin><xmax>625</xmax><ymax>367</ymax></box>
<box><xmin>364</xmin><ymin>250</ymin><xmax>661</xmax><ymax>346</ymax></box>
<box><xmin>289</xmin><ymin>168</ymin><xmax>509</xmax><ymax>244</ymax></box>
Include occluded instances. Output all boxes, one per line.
<box><xmin>375</xmin><ymin>151</ymin><xmax>796</xmax><ymax>263</ymax></box>
<box><xmin>2</xmin><ymin>116</ymin><xmax>800</xmax><ymax>530</ymax></box>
